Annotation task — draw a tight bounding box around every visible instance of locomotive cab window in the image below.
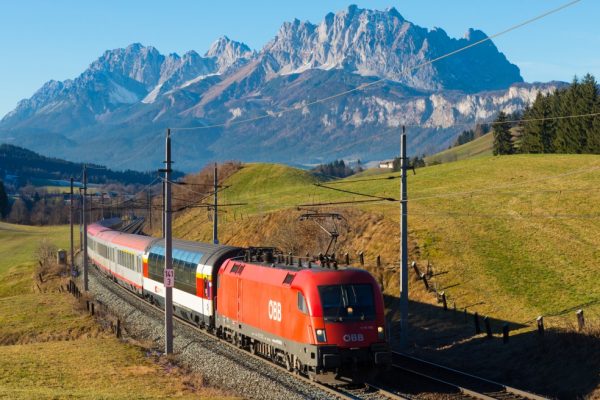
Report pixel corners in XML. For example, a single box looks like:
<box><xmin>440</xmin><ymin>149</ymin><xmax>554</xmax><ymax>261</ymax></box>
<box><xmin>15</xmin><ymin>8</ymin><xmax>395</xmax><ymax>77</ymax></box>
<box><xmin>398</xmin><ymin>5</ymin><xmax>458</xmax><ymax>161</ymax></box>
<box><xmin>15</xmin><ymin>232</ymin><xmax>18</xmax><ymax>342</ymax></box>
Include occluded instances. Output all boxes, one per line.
<box><xmin>318</xmin><ymin>284</ymin><xmax>375</xmax><ymax>321</ymax></box>
<box><xmin>297</xmin><ymin>292</ymin><xmax>308</xmax><ymax>314</ymax></box>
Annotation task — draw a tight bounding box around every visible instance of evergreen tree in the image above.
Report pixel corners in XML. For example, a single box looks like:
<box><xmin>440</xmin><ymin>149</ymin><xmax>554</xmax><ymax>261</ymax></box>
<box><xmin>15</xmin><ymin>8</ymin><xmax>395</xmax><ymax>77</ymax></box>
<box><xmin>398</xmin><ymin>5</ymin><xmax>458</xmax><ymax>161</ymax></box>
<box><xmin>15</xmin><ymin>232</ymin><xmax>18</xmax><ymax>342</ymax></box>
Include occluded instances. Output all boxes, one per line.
<box><xmin>554</xmin><ymin>77</ymin><xmax>581</xmax><ymax>153</ymax></box>
<box><xmin>492</xmin><ymin>112</ymin><xmax>514</xmax><ymax>155</ymax></box>
<box><xmin>519</xmin><ymin>93</ymin><xmax>553</xmax><ymax>153</ymax></box>
<box><xmin>541</xmin><ymin>93</ymin><xmax>557</xmax><ymax>152</ymax></box>
<box><xmin>579</xmin><ymin>73</ymin><xmax>599</xmax><ymax>152</ymax></box>
<box><xmin>592</xmin><ymin>86</ymin><xmax>600</xmax><ymax>153</ymax></box>
<box><xmin>0</xmin><ymin>181</ymin><xmax>8</xmax><ymax>219</ymax></box>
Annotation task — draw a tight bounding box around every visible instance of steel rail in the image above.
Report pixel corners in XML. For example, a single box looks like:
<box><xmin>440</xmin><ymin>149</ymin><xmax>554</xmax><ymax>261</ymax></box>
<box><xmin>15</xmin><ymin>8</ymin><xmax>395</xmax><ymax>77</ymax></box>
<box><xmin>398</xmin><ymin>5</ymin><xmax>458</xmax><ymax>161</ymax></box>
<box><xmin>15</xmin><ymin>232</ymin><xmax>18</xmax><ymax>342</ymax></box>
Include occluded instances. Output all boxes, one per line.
<box><xmin>392</xmin><ymin>352</ymin><xmax>549</xmax><ymax>400</ymax></box>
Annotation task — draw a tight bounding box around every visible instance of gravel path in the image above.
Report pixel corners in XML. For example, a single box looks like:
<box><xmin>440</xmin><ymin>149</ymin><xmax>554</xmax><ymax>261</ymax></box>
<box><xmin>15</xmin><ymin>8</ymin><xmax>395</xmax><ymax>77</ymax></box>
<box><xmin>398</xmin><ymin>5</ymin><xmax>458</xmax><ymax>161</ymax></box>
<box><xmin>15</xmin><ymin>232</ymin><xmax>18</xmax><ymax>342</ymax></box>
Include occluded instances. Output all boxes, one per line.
<box><xmin>80</xmin><ymin>266</ymin><xmax>338</xmax><ymax>400</ymax></box>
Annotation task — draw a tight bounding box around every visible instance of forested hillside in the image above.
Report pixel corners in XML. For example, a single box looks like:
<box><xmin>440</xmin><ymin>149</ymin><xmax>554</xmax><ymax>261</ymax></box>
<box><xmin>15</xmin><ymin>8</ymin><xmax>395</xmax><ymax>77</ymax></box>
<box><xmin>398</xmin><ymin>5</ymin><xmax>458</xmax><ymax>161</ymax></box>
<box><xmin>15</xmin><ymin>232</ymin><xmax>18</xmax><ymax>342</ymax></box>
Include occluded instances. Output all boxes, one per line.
<box><xmin>0</xmin><ymin>144</ymin><xmax>167</xmax><ymax>188</ymax></box>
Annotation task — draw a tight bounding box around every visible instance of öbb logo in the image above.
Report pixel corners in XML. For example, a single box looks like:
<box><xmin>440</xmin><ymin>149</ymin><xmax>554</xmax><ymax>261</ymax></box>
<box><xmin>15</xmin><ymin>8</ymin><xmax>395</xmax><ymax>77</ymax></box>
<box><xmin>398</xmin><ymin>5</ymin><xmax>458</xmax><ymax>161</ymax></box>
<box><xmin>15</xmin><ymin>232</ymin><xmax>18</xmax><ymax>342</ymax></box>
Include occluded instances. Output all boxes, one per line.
<box><xmin>343</xmin><ymin>333</ymin><xmax>364</xmax><ymax>342</ymax></box>
<box><xmin>268</xmin><ymin>300</ymin><xmax>282</xmax><ymax>322</ymax></box>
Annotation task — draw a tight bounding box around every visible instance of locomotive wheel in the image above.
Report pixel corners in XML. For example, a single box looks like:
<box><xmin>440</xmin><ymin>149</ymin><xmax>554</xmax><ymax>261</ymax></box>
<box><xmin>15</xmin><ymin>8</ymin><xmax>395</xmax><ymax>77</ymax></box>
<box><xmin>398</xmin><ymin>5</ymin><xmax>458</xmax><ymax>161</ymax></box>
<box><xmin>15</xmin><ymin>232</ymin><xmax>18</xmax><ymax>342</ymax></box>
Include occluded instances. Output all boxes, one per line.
<box><xmin>285</xmin><ymin>354</ymin><xmax>293</xmax><ymax>372</ymax></box>
<box><xmin>249</xmin><ymin>342</ymin><xmax>256</xmax><ymax>355</ymax></box>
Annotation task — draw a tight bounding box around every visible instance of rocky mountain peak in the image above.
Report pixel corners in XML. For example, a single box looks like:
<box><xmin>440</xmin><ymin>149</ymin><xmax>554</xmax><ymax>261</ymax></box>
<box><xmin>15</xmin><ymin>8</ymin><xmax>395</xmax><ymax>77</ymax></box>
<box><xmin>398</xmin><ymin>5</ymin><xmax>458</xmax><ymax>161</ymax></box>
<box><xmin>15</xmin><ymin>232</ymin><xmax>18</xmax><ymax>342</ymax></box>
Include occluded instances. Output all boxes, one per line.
<box><xmin>263</xmin><ymin>5</ymin><xmax>521</xmax><ymax>92</ymax></box>
<box><xmin>205</xmin><ymin>36</ymin><xmax>254</xmax><ymax>72</ymax></box>
<box><xmin>89</xmin><ymin>43</ymin><xmax>165</xmax><ymax>88</ymax></box>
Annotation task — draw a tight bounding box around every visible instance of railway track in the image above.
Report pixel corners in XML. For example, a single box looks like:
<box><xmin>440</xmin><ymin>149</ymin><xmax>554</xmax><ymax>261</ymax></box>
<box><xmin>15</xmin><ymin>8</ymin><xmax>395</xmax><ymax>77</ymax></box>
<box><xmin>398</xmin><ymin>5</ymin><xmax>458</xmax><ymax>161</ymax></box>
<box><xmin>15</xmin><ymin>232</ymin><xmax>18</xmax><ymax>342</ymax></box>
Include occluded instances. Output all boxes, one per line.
<box><xmin>82</xmin><ymin>263</ymin><xmax>546</xmax><ymax>400</ymax></box>
<box><xmin>86</xmin><ymin>265</ymin><xmax>402</xmax><ymax>400</ymax></box>
<box><xmin>387</xmin><ymin>352</ymin><xmax>549</xmax><ymax>400</ymax></box>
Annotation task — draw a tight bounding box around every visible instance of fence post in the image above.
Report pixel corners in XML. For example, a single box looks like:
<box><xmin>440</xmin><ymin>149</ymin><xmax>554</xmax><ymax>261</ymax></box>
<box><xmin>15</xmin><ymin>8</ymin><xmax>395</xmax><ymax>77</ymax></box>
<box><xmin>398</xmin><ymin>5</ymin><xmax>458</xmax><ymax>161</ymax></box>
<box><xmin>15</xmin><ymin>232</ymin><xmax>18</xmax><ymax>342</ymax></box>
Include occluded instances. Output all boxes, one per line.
<box><xmin>474</xmin><ymin>312</ymin><xmax>481</xmax><ymax>334</ymax></box>
<box><xmin>358</xmin><ymin>251</ymin><xmax>364</xmax><ymax>266</ymax></box>
<box><xmin>576</xmin><ymin>309</ymin><xmax>585</xmax><ymax>332</ymax></box>
<box><xmin>116</xmin><ymin>319</ymin><xmax>121</xmax><ymax>338</ymax></box>
<box><xmin>537</xmin><ymin>316</ymin><xmax>544</xmax><ymax>336</ymax></box>
<box><xmin>376</xmin><ymin>255</ymin><xmax>381</xmax><ymax>268</ymax></box>
<box><xmin>440</xmin><ymin>291</ymin><xmax>447</xmax><ymax>311</ymax></box>
<box><xmin>411</xmin><ymin>261</ymin><xmax>421</xmax><ymax>277</ymax></box>
<box><xmin>344</xmin><ymin>253</ymin><xmax>349</xmax><ymax>265</ymax></box>
<box><xmin>484</xmin><ymin>316</ymin><xmax>492</xmax><ymax>338</ymax></box>
<box><xmin>91</xmin><ymin>303</ymin><xmax>95</xmax><ymax>316</ymax></box>
<box><xmin>502</xmin><ymin>324</ymin><xmax>509</xmax><ymax>344</ymax></box>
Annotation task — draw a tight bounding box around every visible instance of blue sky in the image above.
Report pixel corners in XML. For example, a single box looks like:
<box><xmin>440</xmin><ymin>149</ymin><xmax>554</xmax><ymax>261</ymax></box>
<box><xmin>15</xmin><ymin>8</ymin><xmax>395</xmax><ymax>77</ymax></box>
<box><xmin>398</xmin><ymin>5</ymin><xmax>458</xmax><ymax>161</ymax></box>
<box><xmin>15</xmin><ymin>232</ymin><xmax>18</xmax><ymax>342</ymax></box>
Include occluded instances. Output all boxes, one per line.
<box><xmin>0</xmin><ymin>0</ymin><xmax>598</xmax><ymax>117</ymax></box>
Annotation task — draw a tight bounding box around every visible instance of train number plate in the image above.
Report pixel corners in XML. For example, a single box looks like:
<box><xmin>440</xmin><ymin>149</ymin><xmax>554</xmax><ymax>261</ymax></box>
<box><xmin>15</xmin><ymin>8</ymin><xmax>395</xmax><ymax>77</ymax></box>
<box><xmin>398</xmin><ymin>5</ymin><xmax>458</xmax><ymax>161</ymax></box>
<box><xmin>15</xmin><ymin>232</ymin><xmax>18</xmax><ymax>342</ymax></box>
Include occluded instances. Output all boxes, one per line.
<box><xmin>164</xmin><ymin>269</ymin><xmax>175</xmax><ymax>288</ymax></box>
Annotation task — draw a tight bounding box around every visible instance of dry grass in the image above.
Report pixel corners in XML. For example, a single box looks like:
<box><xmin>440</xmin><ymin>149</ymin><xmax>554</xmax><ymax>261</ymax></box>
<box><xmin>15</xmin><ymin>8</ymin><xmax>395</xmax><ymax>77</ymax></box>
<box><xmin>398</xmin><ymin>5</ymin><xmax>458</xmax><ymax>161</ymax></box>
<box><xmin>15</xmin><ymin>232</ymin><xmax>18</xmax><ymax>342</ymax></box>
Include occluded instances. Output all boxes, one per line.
<box><xmin>0</xmin><ymin>222</ymin><xmax>237</xmax><ymax>400</ymax></box>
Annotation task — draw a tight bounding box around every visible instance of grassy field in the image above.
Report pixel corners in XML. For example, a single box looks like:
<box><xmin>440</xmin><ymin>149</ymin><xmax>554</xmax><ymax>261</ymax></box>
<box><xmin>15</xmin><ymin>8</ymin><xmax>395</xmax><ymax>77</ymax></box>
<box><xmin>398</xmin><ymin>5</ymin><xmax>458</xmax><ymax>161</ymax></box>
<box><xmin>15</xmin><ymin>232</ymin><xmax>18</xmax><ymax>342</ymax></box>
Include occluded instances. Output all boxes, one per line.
<box><xmin>0</xmin><ymin>223</ymin><xmax>233</xmax><ymax>399</ymax></box>
<box><xmin>173</xmin><ymin>155</ymin><xmax>600</xmax><ymax>327</ymax></box>
<box><xmin>424</xmin><ymin>132</ymin><xmax>493</xmax><ymax>165</ymax></box>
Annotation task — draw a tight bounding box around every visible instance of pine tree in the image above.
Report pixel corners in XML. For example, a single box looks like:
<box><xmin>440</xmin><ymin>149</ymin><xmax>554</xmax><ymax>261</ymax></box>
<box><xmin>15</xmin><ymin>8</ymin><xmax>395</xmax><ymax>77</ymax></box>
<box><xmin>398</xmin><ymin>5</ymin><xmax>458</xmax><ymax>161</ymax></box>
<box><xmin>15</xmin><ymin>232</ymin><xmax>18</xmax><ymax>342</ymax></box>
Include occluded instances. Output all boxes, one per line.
<box><xmin>540</xmin><ymin>93</ymin><xmax>556</xmax><ymax>153</ymax></box>
<box><xmin>554</xmin><ymin>77</ymin><xmax>581</xmax><ymax>153</ymax></box>
<box><xmin>519</xmin><ymin>104</ymin><xmax>541</xmax><ymax>153</ymax></box>
<box><xmin>579</xmin><ymin>73</ymin><xmax>599</xmax><ymax>153</ymax></box>
<box><xmin>0</xmin><ymin>181</ymin><xmax>8</xmax><ymax>219</ymax></box>
<box><xmin>591</xmin><ymin>86</ymin><xmax>600</xmax><ymax>153</ymax></box>
<box><xmin>492</xmin><ymin>112</ymin><xmax>514</xmax><ymax>155</ymax></box>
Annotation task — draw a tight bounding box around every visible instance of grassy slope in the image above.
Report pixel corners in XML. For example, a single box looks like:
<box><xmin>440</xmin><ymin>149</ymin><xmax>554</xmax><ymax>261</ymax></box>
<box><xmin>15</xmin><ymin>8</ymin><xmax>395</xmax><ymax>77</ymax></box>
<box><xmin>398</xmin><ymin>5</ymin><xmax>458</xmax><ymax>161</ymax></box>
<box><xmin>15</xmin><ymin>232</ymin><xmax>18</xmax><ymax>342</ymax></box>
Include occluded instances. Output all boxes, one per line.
<box><xmin>174</xmin><ymin>155</ymin><xmax>600</xmax><ymax>327</ymax></box>
<box><xmin>425</xmin><ymin>132</ymin><xmax>493</xmax><ymax>165</ymax></box>
<box><xmin>0</xmin><ymin>223</ymin><xmax>232</xmax><ymax>399</ymax></box>
<box><xmin>0</xmin><ymin>223</ymin><xmax>72</xmax><ymax>297</ymax></box>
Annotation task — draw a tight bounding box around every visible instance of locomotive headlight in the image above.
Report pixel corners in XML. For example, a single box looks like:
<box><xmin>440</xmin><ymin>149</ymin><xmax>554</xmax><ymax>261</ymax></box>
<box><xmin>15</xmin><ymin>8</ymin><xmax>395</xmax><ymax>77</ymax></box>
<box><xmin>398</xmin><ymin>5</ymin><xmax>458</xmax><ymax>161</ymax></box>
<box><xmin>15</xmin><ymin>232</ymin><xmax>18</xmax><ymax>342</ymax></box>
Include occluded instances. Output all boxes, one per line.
<box><xmin>315</xmin><ymin>329</ymin><xmax>327</xmax><ymax>343</ymax></box>
<box><xmin>377</xmin><ymin>326</ymin><xmax>385</xmax><ymax>340</ymax></box>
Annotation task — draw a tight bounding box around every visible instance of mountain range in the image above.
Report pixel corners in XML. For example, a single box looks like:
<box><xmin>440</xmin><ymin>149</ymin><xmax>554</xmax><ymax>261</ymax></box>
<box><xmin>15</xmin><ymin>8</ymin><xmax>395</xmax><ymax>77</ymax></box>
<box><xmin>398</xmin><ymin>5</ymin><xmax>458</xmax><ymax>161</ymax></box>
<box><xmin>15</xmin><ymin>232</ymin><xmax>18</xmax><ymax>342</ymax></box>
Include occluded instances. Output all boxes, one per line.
<box><xmin>0</xmin><ymin>5</ymin><xmax>562</xmax><ymax>171</ymax></box>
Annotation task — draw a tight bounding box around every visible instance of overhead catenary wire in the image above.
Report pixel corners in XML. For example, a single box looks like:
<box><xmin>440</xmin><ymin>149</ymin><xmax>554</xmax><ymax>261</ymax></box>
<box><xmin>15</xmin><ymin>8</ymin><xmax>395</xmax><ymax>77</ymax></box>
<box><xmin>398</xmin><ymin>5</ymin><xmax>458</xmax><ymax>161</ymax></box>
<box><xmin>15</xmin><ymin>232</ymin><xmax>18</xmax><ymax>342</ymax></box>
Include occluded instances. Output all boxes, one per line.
<box><xmin>168</xmin><ymin>0</ymin><xmax>581</xmax><ymax>133</ymax></box>
<box><xmin>314</xmin><ymin>183</ymin><xmax>397</xmax><ymax>202</ymax></box>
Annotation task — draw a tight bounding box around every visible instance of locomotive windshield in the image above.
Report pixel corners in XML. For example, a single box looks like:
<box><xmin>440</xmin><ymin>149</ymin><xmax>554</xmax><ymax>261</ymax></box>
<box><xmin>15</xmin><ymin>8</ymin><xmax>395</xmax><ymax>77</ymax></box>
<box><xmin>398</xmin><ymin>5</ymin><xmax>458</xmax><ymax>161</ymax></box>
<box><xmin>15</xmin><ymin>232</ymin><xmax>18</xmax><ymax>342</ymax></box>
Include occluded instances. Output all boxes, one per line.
<box><xmin>318</xmin><ymin>284</ymin><xmax>375</xmax><ymax>321</ymax></box>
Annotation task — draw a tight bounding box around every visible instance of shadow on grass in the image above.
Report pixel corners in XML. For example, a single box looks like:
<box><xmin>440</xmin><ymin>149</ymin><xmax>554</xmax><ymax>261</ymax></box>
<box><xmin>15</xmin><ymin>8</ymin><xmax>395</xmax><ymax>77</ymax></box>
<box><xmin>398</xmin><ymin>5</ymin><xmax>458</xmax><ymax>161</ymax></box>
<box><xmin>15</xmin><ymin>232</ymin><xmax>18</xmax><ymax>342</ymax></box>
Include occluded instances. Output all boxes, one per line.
<box><xmin>384</xmin><ymin>295</ymin><xmax>600</xmax><ymax>399</ymax></box>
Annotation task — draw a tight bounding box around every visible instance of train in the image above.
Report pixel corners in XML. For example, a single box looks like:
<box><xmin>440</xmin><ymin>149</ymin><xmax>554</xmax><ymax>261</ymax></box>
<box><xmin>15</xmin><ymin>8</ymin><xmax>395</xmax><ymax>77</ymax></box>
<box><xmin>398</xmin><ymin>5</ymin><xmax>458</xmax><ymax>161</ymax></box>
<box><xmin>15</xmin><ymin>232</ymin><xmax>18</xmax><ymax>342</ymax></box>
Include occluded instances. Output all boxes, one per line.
<box><xmin>86</xmin><ymin>220</ymin><xmax>391</xmax><ymax>383</ymax></box>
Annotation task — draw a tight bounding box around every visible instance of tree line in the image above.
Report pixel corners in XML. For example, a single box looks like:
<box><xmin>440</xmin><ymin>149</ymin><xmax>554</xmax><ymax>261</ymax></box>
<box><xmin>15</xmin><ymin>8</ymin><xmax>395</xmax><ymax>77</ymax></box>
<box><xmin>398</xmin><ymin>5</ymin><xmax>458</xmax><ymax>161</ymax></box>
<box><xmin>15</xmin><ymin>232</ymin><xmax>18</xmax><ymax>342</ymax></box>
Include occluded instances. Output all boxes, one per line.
<box><xmin>451</xmin><ymin>124</ymin><xmax>491</xmax><ymax>148</ymax></box>
<box><xmin>493</xmin><ymin>74</ymin><xmax>600</xmax><ymax>155</ymax></box>
<box><xmin>312</xmin><ymin>159</ymin><xmax>361</xmax><ymax>178</ymax></box>
<box><xmin>0</xmin><ymin>144</ymin><xmax>177</xmax><ymax>188</ymax></box>
<box><xmin>0</xmin><ymin>183</ymin><xmax>71</xmax><ymax>225</ymax></box>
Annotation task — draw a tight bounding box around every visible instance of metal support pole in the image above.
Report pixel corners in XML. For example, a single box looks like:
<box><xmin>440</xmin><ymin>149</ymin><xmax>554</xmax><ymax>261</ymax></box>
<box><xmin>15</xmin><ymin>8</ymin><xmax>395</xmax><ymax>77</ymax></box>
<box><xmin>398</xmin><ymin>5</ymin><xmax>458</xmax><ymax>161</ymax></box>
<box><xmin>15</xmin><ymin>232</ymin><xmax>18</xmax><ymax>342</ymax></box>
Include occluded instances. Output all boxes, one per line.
<box><xmin>399</xmin><ymin>126</ymin><xmax>408</xmax><ymax>348</ymax></box>
<box><xmin>101</xmin><ymin>193</ymin><xmax>105</xmax><ymax>220</ymax></box>
<box><xmin>89</xmin><ymin>194</ymin><xmax>93</xmax><ymax>224</ymax></box>
<box><xmin>83</xmin><ymin>166</ymin><xmax>88</xmax><ymax>291</ymax></box>
<box><xmin>162</xmin><ymin>180</ymin><xmax>165</xmax><ymax>238</ymax></box>
<box><xmin>147</xmin><ymin>190</ymin><xmax>152</xmax><ymax>230</ymax></box>
<box><xmin>79</xmin><ymin>189</ymin><xmax>83</xmax><ymax>251</ymax></box>
<box><xmin>69</xmin><ymin>177</ymin><xmax>74</xmax><ymax>276</ymax></box>
<box><xmin>213</xmin><ymin>163</ymin><xmax>219</xmax><ymax>244</ymax></box>
<box><xmin>163</xmin><ymin>129</ymin><xmax>174</xmax><ymax>354</ymax></box>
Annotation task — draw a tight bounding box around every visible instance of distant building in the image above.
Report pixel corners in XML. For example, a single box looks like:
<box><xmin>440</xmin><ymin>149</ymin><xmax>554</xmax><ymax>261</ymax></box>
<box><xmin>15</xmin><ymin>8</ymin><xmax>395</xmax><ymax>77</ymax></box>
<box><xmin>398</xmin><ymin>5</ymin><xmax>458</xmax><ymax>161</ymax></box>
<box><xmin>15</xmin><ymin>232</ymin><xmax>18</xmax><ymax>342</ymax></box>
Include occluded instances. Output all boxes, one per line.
<box><xmin>379</xmin><ymin>160</ymin><xmax>394</xmax><ymax>169</ymax></box>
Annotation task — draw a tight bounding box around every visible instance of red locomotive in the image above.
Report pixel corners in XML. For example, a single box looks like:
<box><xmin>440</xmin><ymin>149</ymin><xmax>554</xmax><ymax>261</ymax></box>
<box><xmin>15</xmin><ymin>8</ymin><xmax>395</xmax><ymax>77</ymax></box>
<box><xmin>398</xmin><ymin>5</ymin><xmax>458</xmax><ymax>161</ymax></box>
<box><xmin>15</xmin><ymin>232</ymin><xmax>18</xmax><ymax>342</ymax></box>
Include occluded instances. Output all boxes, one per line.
<box><xmin>87</xmin><ymin>222</ymin><xmax>391</xmax><ymax>383</ymax></box>
<box><xmin>217</xmin><ymin>250</ymin><xmax>390</xmax><ymax>382</ymax></box>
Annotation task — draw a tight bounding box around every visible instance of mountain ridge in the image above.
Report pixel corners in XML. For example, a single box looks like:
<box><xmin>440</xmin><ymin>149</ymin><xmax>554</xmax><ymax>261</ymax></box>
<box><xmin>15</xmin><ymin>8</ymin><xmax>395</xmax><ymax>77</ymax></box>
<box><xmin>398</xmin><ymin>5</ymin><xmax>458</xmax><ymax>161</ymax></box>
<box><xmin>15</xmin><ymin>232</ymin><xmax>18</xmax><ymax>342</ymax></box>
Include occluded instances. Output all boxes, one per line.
<box><xmin>1</xmin><ymin>5</ymin><xmax>554</xmax><ymax>171</ymax></box>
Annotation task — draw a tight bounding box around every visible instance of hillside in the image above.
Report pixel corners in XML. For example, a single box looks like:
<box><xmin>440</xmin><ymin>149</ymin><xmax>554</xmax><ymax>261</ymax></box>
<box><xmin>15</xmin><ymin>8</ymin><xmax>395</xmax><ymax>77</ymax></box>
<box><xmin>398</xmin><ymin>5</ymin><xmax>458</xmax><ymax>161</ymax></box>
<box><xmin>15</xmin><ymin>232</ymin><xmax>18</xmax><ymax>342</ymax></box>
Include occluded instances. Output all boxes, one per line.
<box><xmin>425</xmin><ymin>132</ymin><xmax>493</xmax><ymax>164</ymax></box>
<box><xmin>167</xmin><ymin>156</ymin><xmax>600</xmax><ymax>397</ymax></box>
<box><xmin>171</xmin><ymin>156</ymin><xmax>600</xmax><ymax>325</ymax></box>
<box><xmin>0</xmin><ymin>144</ymin><xmax>172</xmax><ymax>188</ymax></box>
